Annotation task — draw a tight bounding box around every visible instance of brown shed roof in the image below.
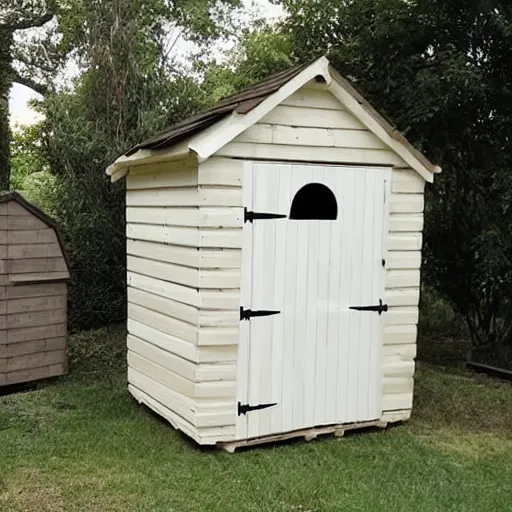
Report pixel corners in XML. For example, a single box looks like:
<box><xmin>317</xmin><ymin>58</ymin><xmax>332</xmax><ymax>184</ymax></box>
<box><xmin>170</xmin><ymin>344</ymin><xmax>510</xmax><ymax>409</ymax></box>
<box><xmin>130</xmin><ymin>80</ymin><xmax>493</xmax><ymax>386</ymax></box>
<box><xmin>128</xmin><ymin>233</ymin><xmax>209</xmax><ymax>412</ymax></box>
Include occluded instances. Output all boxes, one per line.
<box><xmin>125</xmin><ymin>63</ymin><xmax>309</xmax><ymax>156</ymax></box>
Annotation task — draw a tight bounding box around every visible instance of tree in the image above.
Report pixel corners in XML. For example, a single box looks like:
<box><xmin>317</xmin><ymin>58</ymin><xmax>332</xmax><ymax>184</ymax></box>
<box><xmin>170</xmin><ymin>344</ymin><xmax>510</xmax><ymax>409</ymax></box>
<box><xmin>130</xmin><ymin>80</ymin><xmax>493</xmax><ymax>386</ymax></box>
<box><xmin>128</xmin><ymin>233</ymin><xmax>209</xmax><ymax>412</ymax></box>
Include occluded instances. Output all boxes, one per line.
<box><xmin>0</xmin><ymin>0</ymin><xmax>61</xmax><ymax>190</ymax></box>
<box><xmin>35</xmin><ymin>0</ymin><xmax>238</xmax><ymax>330</ymax></box>
<box><xmin>277</xmin><ymin>0</ymin><xmax>512</xmax><ymax>346</ymax></box>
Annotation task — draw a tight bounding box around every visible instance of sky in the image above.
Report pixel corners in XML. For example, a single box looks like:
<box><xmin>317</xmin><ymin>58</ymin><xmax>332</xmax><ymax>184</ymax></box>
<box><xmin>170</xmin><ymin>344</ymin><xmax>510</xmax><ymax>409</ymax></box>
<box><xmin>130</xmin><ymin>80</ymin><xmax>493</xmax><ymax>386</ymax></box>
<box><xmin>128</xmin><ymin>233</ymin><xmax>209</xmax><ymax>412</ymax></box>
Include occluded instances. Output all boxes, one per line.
<box><xmin>8</xmin><ymin>0</ymin><xmax>284</xmax><ymax>128</ymax></box>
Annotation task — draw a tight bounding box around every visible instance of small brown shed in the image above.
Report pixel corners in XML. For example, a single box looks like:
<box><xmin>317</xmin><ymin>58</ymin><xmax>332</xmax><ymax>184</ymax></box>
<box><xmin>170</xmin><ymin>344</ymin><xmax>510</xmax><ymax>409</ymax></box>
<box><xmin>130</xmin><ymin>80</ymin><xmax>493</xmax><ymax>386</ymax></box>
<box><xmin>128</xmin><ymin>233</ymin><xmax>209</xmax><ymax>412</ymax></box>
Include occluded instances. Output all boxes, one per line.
<box><xmin>0</xmin><ymin>192</ymin><xmax>69</xmax><ymax>386</ymax></box>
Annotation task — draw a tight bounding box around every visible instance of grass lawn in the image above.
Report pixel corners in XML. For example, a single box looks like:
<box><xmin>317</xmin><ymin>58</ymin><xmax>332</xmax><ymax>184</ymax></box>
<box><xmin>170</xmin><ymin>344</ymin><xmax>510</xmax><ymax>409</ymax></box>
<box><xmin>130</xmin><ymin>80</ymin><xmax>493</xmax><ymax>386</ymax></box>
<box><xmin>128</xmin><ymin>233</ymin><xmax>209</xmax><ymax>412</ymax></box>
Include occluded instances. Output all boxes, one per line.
<box><xmin>1</xmin><ymin>326</ymin><xmax>512</xmax><ymax>511</ymax></box>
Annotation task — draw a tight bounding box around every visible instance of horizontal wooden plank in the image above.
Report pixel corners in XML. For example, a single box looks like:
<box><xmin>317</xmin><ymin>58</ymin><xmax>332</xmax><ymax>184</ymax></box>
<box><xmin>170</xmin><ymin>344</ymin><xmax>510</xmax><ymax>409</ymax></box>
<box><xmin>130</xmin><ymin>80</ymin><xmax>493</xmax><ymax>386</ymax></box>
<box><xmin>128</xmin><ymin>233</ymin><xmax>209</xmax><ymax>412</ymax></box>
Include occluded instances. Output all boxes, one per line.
<box><xmin>383</xmin><ymin>324</ymin><xmax>417</xmax><ymax>346</ymax></box>
<box><xmin>127</xmin><ymin>223</ymin><xmax>242</xmax><ymax>249</ymax></box>
<box><xmin>383</xmin><ymin>343</ymin><xmax>417</xmax><ymax>361</ymax></box>
<box><xmin>386</xmin><ymin>251</ymin><xmax>422</xmax><ymax>270</ymax></box>
<box><xmin>127</xmin><ymin>166</ymin><xmax>198</xmax><ymax>190</ymax></box>
<box><xmin>128</xmin><ymin>351</ymin><xmax>235</xmax><ymax>399</ymax></box>
<box><xmin>389</xmin><ymin>194</ymin><xmax>424</xmax><ymax>214</ymax></box>
<box><xmin>128</xmin><ymin>272</ymin><xmax>199</xmax><ymax>308</ymax></box>
<box><xmin>127</xmin><ymin>272</ymin><xmax>240</xmax><ymax>310</ymax></box>
<box><xmin>383</xmin><ymin>360</ymin><xmax>415</xmax><ymax>378</ymax></box>
<box><xmin>127</xmin><ymin>240</ymin><xmax>241</xmax><ymax>269</ymax></box>
<box><xmin>198</xmin><ymin>158</ymin><xmax>243</xmax><ymax>186</ymax></box>
<box><xmin>129</xmin><ymin>157</ymin><xmax>197</xmax><ymax>176</ymax></box>
<box><xmin>383</xmin><ymin>377</ymin><xmax>414</xmax><ymax>395</ymax></box>
<box><xmin>129</xmin><ymin>288</ymin><xmax>198</xmax><ymax>326</ymax></box>
<box><xmin>8</xmin><ymin>229</ymin><xmax>58</xmax><ymax>244</ymax></box>
<box><xmin>237</xmin><ymin>124</ymin><xmax>387</xmax><ymax>150</ymax></box>
<box><xmin>387</xmin><ymin>233</ymin><xmax>423</xmax><ymax>252</ymax></box>
<box><xmin>384</xmin><ymin>288</ymin><xmax>420</xmax><ymax>307</ymax></box>
<box><xmin>6</xmin><ymin>282</ymin><xmax>66</xmax><ymax>299</ymax></box>
<box><xmin>128</xmin><ymin>385</ymin><xmax>236</xmax><ymax>444</ymax></box>
<box><xmin>260</xmin><ymin>105</ymin><xmax>365</xmax><ymax>130</ymax></box>
<box><xmin>128</xmin><ymin>304</ymin><xmax>239</xmax><ymax>346</ymax></box>
<box><xmin>389</xmin><ymin>214</ymin><xmax>424</xmax><ymax>233</ymax></box>
<box><xmin>126</xmin><ymin>207</ymin><xmax>243</xmax><ymax>228</ymax></box>
<box><xmin>8</xmin><ymin>215</ymin><xmax>48</xmax><ymax>230</ymax></box>
<box><xmin>0</xmin><ymin>337</ymin><xmax>66</xmax><ymax>358</ymax></box>
<box><xmin>128</xmin><ymin>369</ymin><xmax>235</xmax><ymax>428</ymax></box>
<box><xmin>128</xmin><ymin>319</ymin><xmax>237</xmax><ymax>364</ymax></box>
<box><xmin>6</xmin><ymin>323</ymin><xmax>67</xmax><ymax>344</ymax></box>
<box><xmin>392</xmin><ymin>169</ymin><xmax>425</xmax><ymax>193</ymax></box>
<box><xmin>217</xmin><ymin>142</ymin><xmax>404</xmax><ymax>166</ymax></box>
<box><xmin>1</xmin><ymin>362</ymin><xmax>66</xmax><ymax>386</ymax></box>
<box><xmin>384</xmin><ymin>307</ymin><xmax>419</xmax><ymax>326</ymax></box>
<box><xmin>126</xmin><ymin>187</ymin><xmax>243</xmax><ymax>207</ymax></box>
<box><xmin>7</xmin><ymin>201</ymin><xmax>31</xmax><ymax>216</ymax></box>
<box><xmin>8</xmin><ymin>257</ymin><xmax>67</xmax><ymax>274</ymax></box>
<box><xmin>128</xmin><ymin>288</ymin><xmax>238</xmax><ymax>327</ymax></box>
<box><xmin>0</xmin><ymin>349</ymin><xmax>65</xmax><ymax>372</ymax></box>
<box><xmin>381</xmin><ymin>409</ymin><xmax>411</xmax><ymax>423</ymax></box>
<box><xmin>9</xmin><ymin>272</ymin><xmax>70</xmax><ymax>283</ymax></box>
<box><xmin>2</xmin><ymin>309</ymin><xmax>66</xmax><ymax>330</ymax></box>
<box><xmin>128</xmin><ymin>334</ymin><xmax>196</xmax><ymax>381</ymax></box>
<box><xmin>281</xmin><ymin>88</ymin><xmax>345</xmax><ymax>110</ymax></box>
<box><xmin>7</xmin><ymin>295</ymin><xmax>67</xmax><ymax>314</ymax></box>
<box><xmin>382</xmin><ymin>393</ymin><xmax>414</xmax><ymax>411</ymax></box>
<box><xmin>129</xmin><ymin>303</ymin><xmax>196</xmax><ymax>344</ymax></box>
<box><xmin>8</xmin><ymin>243</ymin><xmax>63</xmax><ymax>259</ymax></box>
<box><xmin>386</xmin><ymin>270</ymin><xmax>421</xmax><ymax>289</ymax></box>
<box><xmin>127</xmin><ymin>256</ymin><xmax>240</xmax><ymax>289</ymax></box>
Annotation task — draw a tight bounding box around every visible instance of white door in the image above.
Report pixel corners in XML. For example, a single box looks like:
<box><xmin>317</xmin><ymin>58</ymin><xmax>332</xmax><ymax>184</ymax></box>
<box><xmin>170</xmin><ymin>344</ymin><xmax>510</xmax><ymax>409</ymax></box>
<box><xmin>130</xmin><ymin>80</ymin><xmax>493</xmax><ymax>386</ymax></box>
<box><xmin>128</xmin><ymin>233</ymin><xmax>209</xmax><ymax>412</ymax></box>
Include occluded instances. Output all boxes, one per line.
<box><xmin>236</xmin><ymin>162</ymin><xmax>390</xmax><ymax>440</ymax></box>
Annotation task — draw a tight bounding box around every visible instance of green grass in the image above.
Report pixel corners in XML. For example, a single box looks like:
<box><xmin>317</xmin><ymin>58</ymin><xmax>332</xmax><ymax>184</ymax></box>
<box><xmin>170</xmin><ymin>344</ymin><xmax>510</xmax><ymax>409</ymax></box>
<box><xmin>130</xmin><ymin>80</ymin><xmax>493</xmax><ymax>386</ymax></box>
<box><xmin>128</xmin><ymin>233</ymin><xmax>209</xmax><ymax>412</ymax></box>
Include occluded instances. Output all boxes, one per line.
<box><xmin>1</xmin><ymin>327</ymin><xmax>512</xmax><ymax>511</ymax></box>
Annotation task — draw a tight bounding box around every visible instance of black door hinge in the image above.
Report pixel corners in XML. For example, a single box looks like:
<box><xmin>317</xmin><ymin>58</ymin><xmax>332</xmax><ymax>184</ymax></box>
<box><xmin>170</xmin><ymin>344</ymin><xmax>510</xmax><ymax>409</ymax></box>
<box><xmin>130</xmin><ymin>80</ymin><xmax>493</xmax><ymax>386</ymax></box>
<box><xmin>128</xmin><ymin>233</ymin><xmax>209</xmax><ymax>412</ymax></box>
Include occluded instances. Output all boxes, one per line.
<box><xmin>244</xmin><ymin>208</ymin><xmax>287</xmax><ymax>223</ymax></box>
<box><xmin>240</xmin><ymin>307</ymin><xmax>280</xmax><ymax>321</ymax></box>
<box><xmin>350</xmin><ymin>299</ymin><xmax>388</xmax><ymax>315</ymax></box>
<box><xmin>238</xmin><ymin>401</ymin><xmax>277</xmax><ymax>416</ymax></box>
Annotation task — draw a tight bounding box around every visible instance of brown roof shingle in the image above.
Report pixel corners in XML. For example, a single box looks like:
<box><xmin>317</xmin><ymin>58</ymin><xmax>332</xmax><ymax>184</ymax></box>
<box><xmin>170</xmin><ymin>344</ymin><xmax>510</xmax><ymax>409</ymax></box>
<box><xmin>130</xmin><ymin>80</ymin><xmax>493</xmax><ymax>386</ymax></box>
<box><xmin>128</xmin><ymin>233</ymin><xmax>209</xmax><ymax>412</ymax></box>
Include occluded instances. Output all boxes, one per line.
<box><xmin>125</xmin><ymin>63</ymin><xmax>309</xmax><ymax>156</ymax></box>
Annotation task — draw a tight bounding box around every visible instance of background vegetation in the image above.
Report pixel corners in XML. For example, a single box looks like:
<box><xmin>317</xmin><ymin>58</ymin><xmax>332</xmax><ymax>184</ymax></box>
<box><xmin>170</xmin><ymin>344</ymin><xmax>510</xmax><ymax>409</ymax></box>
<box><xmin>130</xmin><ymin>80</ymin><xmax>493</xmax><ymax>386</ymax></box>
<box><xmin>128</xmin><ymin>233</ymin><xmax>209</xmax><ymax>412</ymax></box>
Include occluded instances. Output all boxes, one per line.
<box><xmin>4</xmin><ymin>0</ymin><xmax>512</xmax><ymax>367</ymax></box>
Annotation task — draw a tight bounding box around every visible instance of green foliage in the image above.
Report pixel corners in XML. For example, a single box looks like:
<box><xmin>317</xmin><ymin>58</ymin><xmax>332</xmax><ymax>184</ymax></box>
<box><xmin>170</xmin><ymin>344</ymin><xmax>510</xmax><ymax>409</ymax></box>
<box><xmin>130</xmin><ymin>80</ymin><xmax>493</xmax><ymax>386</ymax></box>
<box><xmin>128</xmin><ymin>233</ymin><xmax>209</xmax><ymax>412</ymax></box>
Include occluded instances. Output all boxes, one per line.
<box><xmin>280</xmin><ymin>0</ymin><xmax>512</xmax><ymax>347</ymax></box>
<box><xmin>200</xmin><ymin>25</ymin><xmax>294</xmax><ymax>104</ymax></box>
<box><xmin>34</xmin><ymin>0</ymin><xmax>236</xmax><ymax>330</ymax></box>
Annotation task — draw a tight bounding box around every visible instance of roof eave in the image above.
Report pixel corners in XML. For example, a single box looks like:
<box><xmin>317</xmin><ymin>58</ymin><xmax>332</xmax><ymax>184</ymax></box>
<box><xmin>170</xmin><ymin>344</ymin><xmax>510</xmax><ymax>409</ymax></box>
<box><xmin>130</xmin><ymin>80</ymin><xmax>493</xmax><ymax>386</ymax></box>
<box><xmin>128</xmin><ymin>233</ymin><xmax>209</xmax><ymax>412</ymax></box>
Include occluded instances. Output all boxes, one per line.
<box><xmin>106</xmin><ymin>139</ymin><xmax>193</xmax><ymax>182</ymax></box>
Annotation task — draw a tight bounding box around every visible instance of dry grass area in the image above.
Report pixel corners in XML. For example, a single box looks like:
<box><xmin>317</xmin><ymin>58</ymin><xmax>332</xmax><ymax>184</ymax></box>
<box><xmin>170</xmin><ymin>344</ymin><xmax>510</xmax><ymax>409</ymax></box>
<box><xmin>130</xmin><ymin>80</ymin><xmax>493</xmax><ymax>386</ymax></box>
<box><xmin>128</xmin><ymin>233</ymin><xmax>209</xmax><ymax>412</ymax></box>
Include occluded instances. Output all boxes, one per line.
<box><xmin>1</xmin><ymin>325</ymin><xmax>511</xmax><ymax>511</ymax></box>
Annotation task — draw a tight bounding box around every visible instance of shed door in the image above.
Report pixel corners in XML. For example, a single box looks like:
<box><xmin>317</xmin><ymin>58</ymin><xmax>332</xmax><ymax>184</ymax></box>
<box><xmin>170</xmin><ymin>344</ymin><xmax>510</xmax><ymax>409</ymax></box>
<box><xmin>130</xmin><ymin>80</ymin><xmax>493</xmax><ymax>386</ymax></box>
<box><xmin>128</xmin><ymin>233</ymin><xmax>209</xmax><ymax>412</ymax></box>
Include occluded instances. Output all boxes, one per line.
<box><xmin>237</xmin><ymin>162</ymin><xmax>391</xmax><ymax>440</ymax></box>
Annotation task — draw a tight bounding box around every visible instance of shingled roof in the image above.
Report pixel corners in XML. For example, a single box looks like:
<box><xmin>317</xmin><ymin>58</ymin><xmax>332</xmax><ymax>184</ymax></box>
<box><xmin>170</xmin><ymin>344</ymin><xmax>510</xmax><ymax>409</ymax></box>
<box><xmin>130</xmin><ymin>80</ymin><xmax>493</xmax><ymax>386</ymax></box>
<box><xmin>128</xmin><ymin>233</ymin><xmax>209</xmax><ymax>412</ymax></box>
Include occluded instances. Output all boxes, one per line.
<box><xmin>125</xmin><ymin>63</ymin><xmax>309</xmax><ymax>157</ymax></box>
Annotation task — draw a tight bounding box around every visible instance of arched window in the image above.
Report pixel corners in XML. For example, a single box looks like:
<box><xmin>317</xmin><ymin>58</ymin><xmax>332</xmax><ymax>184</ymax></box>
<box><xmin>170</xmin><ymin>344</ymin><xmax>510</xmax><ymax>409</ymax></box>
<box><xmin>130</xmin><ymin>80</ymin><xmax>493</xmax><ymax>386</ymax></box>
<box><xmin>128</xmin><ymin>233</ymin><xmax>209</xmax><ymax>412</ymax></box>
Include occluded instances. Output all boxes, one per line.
<box><xmin>289</xmin><ymin>183</ymin><xmax>338</xmax><ymax>220</ymax></box>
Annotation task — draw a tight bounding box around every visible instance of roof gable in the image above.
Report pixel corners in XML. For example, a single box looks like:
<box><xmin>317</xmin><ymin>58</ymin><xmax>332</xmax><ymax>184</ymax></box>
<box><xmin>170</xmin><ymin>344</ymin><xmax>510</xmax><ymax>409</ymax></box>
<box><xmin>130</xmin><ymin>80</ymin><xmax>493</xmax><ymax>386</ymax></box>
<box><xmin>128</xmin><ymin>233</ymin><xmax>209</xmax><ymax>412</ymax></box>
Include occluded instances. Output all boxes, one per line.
<box><xmin>107</xmin><ymin>57</ymin><xmax>440</xmax><ymax>183</ymax></box>
<box><xmin>0</xmin><ymin>191</ymin><xmax>70</xmax><ymax>271</ymax></box>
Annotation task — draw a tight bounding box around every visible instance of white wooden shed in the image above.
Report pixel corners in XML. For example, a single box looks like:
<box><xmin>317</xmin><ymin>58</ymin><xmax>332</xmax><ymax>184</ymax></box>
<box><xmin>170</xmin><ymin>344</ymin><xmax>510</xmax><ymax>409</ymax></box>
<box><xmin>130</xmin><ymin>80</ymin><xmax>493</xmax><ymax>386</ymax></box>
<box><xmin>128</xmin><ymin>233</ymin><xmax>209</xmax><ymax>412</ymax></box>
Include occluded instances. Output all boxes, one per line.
<box><xmin>107</xmin><ymin>57</ymin><xmax>439</xmax><ymax>450</ymax></box>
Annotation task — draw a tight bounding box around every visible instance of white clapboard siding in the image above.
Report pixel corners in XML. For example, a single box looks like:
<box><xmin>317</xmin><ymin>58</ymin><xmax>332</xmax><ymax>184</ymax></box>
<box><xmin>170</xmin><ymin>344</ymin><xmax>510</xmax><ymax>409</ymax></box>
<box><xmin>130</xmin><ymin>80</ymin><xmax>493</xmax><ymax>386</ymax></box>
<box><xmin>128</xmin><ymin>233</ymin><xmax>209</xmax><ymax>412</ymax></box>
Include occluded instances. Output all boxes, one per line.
<box><xmin>128</xmin><ymin>352</ymin><xmax>236</xmax><ymax>399</ymax></box>
<box><xmin>128</xmin><ymin>288</ymin><xmax>238</xmax><ymax>327</ymax></box>
<box><xmin>260</xmin><ymin>105</ymin><xmax>365</xmax><ymax>130</ymax></box>
<box><xmin>382</xmin><ymin>166</ymin><xmax>424</xmax><ymax>418</ymax></box>
<box><xmin>126</xmin><ymin>223</ymin><xmax>242</xmax><ymax>249</ymax></box>
<box><xmin>127</xmin><ymin>207</ymin><xmax>243</xmax><ymax>228</ymax></box>
<box><xmin>127</xmin><ymin>256</ymin><xmax>240</xmax><ymax>289</ymax></box>
<box><xmin>127</xmin><ymin>320</ymin><xmax>237</xmax><ymax>364</ymax></box>
<box><xmin>281</xmin><ymin>88</ymin><xmax>346</xmax><ymax>110</ymax></box>
<box><xmin>217</xmin><ymin>143</ymin><xmax>405</xmax><ymax>167</ymax></box>
<box><xmin>127</xmin><ymin>272</ymin><xmax>240</xmax><ymax>310</ymax></box>
<box><xmin>392</xmin><ymin>169</ymin><xmax>425</xmax><ymax>193</ymax></box>
<box><xmin>384</xmin><ymin>324</ymin><xmax>417</xmax><ymax>346</ymax></box>
<box><xmin>127</xmin><ymin>240</ymin><xmax>241</xmax><ymax>269</ymax></box>
<box><xmin>126</xmin><ymin>186</ymin><xmax>243</xmax><ymax>207</ymax></box>
<box><xmin>389</xmin><ymin>214</ymin><xmax>424</xmax><ymax>233</ymax></box>
<box><xmin>236</xmin><ymin>124</ymin><xmax>388</xmax><ymax>150</ymax></box>
<box><xmin>127</xmin><ymin>157</ymin><xmax>243</xmax><ymax>189</ymax></box>
<box><xmin>389</xmin><ymin>193</ymin><xmax>424</xmax><ymax>214</ymax></box>
<box><xmin>128</xmin><ymin>335</ymin><xmax>236</xmax><ymax>382</ymax></box>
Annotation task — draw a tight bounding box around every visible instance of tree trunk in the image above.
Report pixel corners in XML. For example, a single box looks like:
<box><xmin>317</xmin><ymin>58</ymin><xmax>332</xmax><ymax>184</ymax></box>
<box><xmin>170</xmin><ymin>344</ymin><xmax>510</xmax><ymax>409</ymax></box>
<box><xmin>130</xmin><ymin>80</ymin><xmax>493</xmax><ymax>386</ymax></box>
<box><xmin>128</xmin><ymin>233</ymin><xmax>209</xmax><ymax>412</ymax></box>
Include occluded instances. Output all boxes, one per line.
<box><xmin>0</xmin><ymin>29</ymin><xmax>13</xmax><ymax>192</ymax></box>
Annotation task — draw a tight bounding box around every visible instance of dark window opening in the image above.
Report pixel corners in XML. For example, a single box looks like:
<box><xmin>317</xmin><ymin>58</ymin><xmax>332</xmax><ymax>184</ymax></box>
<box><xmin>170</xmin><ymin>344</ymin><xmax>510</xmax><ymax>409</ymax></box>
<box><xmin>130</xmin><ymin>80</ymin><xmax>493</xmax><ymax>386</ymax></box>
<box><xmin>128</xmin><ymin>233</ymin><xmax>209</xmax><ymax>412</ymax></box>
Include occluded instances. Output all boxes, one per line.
<box><xmin>289</xmin><ymin>183</ymin><xmax>338</xmax><ymax>220</ymax></box>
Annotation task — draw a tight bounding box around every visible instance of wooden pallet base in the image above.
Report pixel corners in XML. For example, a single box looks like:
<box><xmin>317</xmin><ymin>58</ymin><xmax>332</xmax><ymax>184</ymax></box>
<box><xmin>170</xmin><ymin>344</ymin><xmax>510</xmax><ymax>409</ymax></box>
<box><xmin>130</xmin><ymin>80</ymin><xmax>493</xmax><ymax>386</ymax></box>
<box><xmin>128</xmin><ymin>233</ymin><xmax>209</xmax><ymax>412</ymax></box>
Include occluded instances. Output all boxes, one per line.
<box><xmin>217</xmin><ymin>419</ymin><xmax>388</xmax><ymax>453</ymax></box>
